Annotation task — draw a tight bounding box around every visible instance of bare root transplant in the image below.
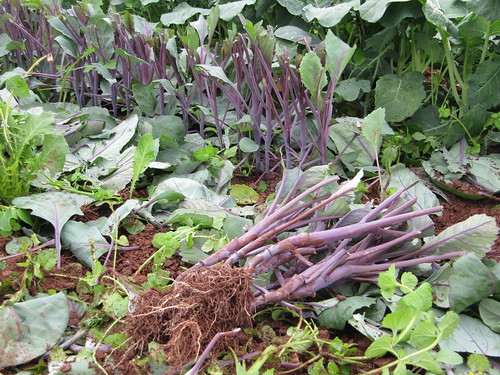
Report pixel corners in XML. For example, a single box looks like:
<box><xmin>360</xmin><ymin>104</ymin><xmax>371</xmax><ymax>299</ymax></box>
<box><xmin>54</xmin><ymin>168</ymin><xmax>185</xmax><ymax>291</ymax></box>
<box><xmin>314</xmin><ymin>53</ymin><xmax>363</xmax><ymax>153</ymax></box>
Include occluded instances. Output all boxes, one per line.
<box><xmin>126</xmin><ymin>171</ymin><xmax>466</xmax><ymax>368</ymax></box>
<box><xmin>126</xmin><ymin>264</ymin><xmax>254</xmax><ymax>368</ymax></box>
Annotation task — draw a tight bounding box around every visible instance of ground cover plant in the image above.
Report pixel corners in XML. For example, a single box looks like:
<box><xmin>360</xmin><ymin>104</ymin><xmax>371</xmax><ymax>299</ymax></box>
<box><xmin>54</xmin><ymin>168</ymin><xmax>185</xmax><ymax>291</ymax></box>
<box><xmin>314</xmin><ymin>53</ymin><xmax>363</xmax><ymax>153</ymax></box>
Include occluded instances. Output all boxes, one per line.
<box><xmin>0</xmin><ymin>0</ymin><xmax>499</xmax><ymax>374</ymax></box>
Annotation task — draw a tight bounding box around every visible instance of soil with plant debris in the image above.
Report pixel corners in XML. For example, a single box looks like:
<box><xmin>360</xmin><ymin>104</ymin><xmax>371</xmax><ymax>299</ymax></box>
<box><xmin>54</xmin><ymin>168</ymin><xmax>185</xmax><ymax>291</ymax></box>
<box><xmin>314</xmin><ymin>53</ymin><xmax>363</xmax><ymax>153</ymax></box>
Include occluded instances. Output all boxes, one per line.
<box><xmin>0</xmin><ymin>175</ymin><xmax>498</xmax><ymax>374</ymax></box>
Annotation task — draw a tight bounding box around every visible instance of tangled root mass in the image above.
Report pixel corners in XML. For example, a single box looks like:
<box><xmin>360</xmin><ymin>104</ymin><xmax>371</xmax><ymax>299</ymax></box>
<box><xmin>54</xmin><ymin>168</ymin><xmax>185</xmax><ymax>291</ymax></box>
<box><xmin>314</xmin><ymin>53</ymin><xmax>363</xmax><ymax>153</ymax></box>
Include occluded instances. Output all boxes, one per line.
<box><xmin>125</xmin><ymin>264</ymin><xmax>255</xmax><ymax>368</ymax></box>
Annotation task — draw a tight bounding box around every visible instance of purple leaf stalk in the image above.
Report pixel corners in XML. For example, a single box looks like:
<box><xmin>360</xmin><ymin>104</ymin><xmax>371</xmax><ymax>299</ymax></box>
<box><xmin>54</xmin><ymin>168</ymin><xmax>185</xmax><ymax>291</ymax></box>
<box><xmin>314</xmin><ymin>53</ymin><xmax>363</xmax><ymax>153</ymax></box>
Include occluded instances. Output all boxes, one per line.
<box><xmin>184</xmin><ymin>170</ymin><xmax>465</xmax><ymax>308</ymax></box>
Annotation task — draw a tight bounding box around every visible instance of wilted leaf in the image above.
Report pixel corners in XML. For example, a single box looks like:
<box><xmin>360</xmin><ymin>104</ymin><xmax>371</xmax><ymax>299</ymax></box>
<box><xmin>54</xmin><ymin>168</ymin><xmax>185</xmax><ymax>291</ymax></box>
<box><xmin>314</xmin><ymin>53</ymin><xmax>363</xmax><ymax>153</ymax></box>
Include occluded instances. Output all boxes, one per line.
<box><xmin>318</xmin><ymin>296</ymin><xmax>375</xmax><ymax>330</ymax></box>
<box><xmin>61</xmin><ymin>221</ymin><xmax>109</xmax><ymax>268</ymax></box>
<box><xmin>0</xmin><ymin>293</ymin><xmax>69</xmax><ymax>367</ymax></box>
<box><xmin>422</xmin><ymin>214</ymin><xmax>498</xmax><ymax>257</ymax></box>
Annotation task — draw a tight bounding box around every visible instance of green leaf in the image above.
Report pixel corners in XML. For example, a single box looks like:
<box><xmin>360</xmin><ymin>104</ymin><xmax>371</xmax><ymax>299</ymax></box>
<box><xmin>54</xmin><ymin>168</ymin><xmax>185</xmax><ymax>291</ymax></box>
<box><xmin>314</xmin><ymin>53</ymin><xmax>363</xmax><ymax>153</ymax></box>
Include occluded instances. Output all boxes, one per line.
<box><xmin>219</xmin><ymin>0</ymin><xmax>256</xmax><ymax>21</ymax></box>
<box><xmin>359</xmin><ymin>0</ymin><xmax>412</xmax><ymax>23</ymax></box>
<box><xmin>467</xmin><ymin>59</ymin><xmax>500</xmax><ymax>109</ymax></box>
<box><xmin>375</xmin><ymin>72</ymin><xmax>426</xmax><ymax>122</ymax></box>
<box><xmin>277</xmin><ymin>0</ymin><xmax>304</xmax><ymax>16</ymax></box>
<box><xmin>361</xmin><ymin>107</ymin><xmax>390</xmax><ymax>151</ymax></box>
<box><xmin>325</xmin><ymin>30</ymin><xmax>356</xmax><ymax>83</ymax></box>
<box><xmin>335</xmin><ymin>78</ymin><xmax>371</xmax><ymax>101</ymax></box>
<box><xmin>38</xmin><ymin>134</ymin><xmax>69</xmax><ymax>175</ymax></box>
<box><xmin>449</xmin><ymin>253</ymin><xmax>495</xmax><ymax>313</ymax></box>
<box><xmin>160</xmin><ymin>3</ymin><xmax>210</xmax><ymax>26</ymax></box>
<box><xmin>463</xmin><ymin>0</ymin><xmax>500</xmax><ymax>21</ymax></box>
<box><xmin>378</xmin><ymin>264</ymin><xmax>398</xmax><ymax>299</ymax></box>
<box><xmin>479</xmin><ymin>298</ymin><xmax>500</xmax><ymax>333</ymax></box>
<box><xmin>303</xmin><ymin>0</ymin><xmax>358</xmax><ymax>27</ymax></box>
<box><xmin>467</xmin><ymin>353</ymin><xmax>491</xmax><ymax>372</ymax></box>
<box><xmin>412</xmin><ymin>351</ymin><xmax>442</xmax><ymax>374</ymax></box>
<box><xmin>382</xmin><ymin>164</ymin><xmax>440</xmax><ymax>212</ymax></box>
<box><xmin>400</xmin><ymin>272</ymin><xmax>418</xmax><ymax>291</ymax></box>
<box><xmin>410</xmin><ymin>320</ymin><xmax>437</xmax><ymax>349</ymax></box>
<box><xmin>435</xmin><ymin>348</ymin><xmax>463</xmax><ymax>365</ymax></box>
<box><xmin>438</xmin><ymin>311</ymin><xmax>460</xmax><ymax>340</ymax></box>
<box><xmin>0</xmin><ymin>33</ymin><xmax>13</xmax><ymax>57</ymax></box>
<box><xmin>422</xmin><ymin>214</ymin><xmax>498</xmax><ymax>257</ymax></box>
<box><xmin>88</xmin><ymin>114</ymin><xmax>138</xmax><ymax>162</ymax></box>
<box><xmin>365</xmin><ymin>334</ymin><xmax>394</xmax><ymax>357</ymax></box>
<box><xmin>318</xmin><ymin>296</ymin><xmax>375</xmax><ymax>330</ymax></box>
<box><xmin>399</xmin><ymin>283</ymin><xmax>433</xmax><ymax>311</ymax></box>
<box><xmin>13</xmin><ymin>192</ymin><xmax>94</xmax><ymax>266</ymax></box>
<box><xmin>196</xmin><ymin>64</ymin><xmax>236</xmax><ymax>88</ymax></box>
<box><xmin>300</xmin><ymin>51</ymin><xmax>327</xmax><ymax>95</ymax></box>
<box><xmin>382</xmin><ymin>308</ymin><xmax>415</xmax><ymax>334</ymax></box>
<box><xmin>132</xmin><ymin>83</ymin><xmax>157</xmax><ymax>116</ymax></box>
<box><xmin>131</xmin><ymin>133</ymin><xmax>158</xmax><ymax>197</ymax></box>
<box><xmin>274</xmin><ymin>26</ymin><xmax>319</xmax><ymax>45</ymax></box>
<box><xmin>0</xmin><ymin>293</ymin><xmax>69</xmax><ymax>367</ymax></box>
<box><xmin>60</xmin><ymin>221</ymin><xmax>109</xmax><ymax>268</ymax></box>
<box><xmin>239</xmin><ymin>137</ymin><xmax>259</xmax><ymax>153</ymax></box>
<box><xmin>230</xmin><ymin>184</ymin><xmax>259</xmax><ymax>205</ymax></box>
<box><xmin>193</xmin><ymin>145</ymin><xmax>218</xmax><ymax>162</ymax></box>
<box><xmin>6</xmin><ymin>75</ymin><xmax>30</xmax><ymax>98</ymax></box>
<box><xmin>21</xmin><ymin>111</ymin><xmax>54</xmax><ymax>145</ymax></box>
<box><xmin>441</xmin><ymin>314</ymin><xmax>500</xmax><ymax>356</ymax></box>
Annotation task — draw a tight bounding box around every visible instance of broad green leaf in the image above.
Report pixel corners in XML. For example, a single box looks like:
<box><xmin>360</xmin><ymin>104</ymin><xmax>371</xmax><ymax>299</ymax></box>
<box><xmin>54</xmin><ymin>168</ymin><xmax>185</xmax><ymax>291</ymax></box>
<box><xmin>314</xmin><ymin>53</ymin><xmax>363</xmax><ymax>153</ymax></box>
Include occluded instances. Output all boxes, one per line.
<box><xmin>130</xmin><ymin>134</ymin><xmax>158</xmax><ymax>197</ymax></box>
<box><xmin>13</xmin><ymin>192</ymin><xmax>94</xmax><ymax>266</ymax></box>
<box><xmin>467</xmin><ymin>353</ymin><xmax>491</xmax><ymax>371</ymax></box>
<box><xmin>6</xmin><ymin>75</ymin><xmax>30</xmax><ymax>98</ymax></box>
<box><xmin>21</xmin><ymin>111</ymin><xmax>54</xmax><ymax>145</ymax></box>
<box><xmin>196</xmin><ymin>64</ymin><xmax>236</xmax><ymax>88</ymax></box>
<box><xmin>361</xmin><ymin>107</ymin><xmax>391</xmax><ymax>151</ymax></box>
<box><xmin>318</xmin><ymin>296</ymin><xmax>375</xmax><ymax>330</ymax></box>
<box><xmin>335</xmin><ymin>78</ymin><xmax>370</xmax><ymax>101</ymax></box>
<box><xmin>160</xmin><ymin>3</ymin><xmax>209</xmax><ymax>26</ymax></box>
<box><xmin>277</xmin><ymin>0</ymin><xmax>304</xmax><ymax>16</ymax></box>
<box><xmin>219</xmin><ymin>0</ymin><xmax>256</xmax><ymax>21</ymax></box>
<box><xmin>132</xmin><ymin>83</ymin><xmax>157</xmax><ymax>116</ymax></box>
<box><xmin>441</xmin><ymin>314</ymin><xmax>500</xmax><ymax>356</ymax></box>
<box><xmin>98</xmin><ymin>146</ymin><xmax>135</xmax><ymax>191</ymax></box>
<box><xmin>422</xmin><ymin>0</ymin><xmax>460</xmax><ymax>37</ymax></box>
<box><xmin>412</xmin><ymin>351</ymin><xmax>442</xmax><ymax>373</ymax></box>
<box><xmin>0</xmin><ymin>293</ymin><xmax>69</xmax><ymax>367</ymax></box>
<box><xmin>422</xmin><ymin>214</ymin><xmax>498</xmax><ymax>257</ymax></box>
<box><xmin>463</xmin><ymin>0</ymin><xmax>500</xmax><ymax>21</ymax></box>
<box><xmin>37</xmin><ymin>134</ymin><xmax>69</xmax><ymax>175</ymax></box>
<box><xmin>223</xmin><ymin>215</ymin><xmax>253</xmax><ymax>239</ymax></box>
<box><xmin>359</xmin><ymin>0</ymin><xmax>412</xmax><ymax>23</ymax></box>
<box><xmin>435</xmin><ymin>348</ymin><xmax>463</xmax><ymax>365</ymax></box>
<box><xmin>150</xmin><ymin>177</ymin><xmax>235</xmax><ymax>207</ymax></box>
<box><xmin>230</xmin><ymin>184</ymin><xmax>259</xmax><ymax>205</ymax></box>
<box><xmin>303</xmin><ymin>0</ymin><xmax>359</xmax><ymax>27</ymax></box>
<box><xmin>274</xmin><ymin>26</ymin><xmax>318</xmax><ymax>45</ymax></box>
<box><xmin>88</xmin><ymin>114</ymin><xmax>138</xmax><ymax>162</ymax></box>
<box><xmin>410</xmin><ymin>320</ymin><xmax>437</xmax><ymax>349</ymax></box>
<box><xmin>325</xmin><ymin>30</ymin><xmax>356</xmax><ymax>83</ymax></box>
<box><xmin>382</xmin><ymin>164</ymin><xmax>440</xmax><ymax>212</ymax></box>
<box><xmin>375</xmin><ymin>72</ymin><xmax>426</xmax><ymax>122</ymax></box>
<box><xmin>449</xmin><ymin>253</ymin><xmax>495</xmax><ymax>313</ymax></box>
<box><xmin>300</xmin><ymin>52</ymin><xmax>327</xmax><ymax>94</ymax></box>
<box><xmin>399</xmin><ymin>283</ymin><xmax>433</xmax><ymax>311</ymax></box>
<box><xmin>239</xmin><ymin>137</ymin><xmax>259</xmax><ymax>153</ymax></box>
<box><xmin>382</xmin><ymin>308</ymin><xmax>415</xmax><ymax>334</ymax></box>
<box><xmin>438</xmin><ymin>311</ymin><xmax>460</xmax><ymax>340</ymax></box>
<box><xmin>54</xmin><ymin>35</ymin><xmax>77</xmax><ymax>57</ymax></box>
<box><xmin>365</xmin><ymin>334</ymin><xmax>394</xmax><ymax>357</ymax></box>
<box><xmin>479</xmin><ymin>299</ymin><xmax>500</xmax><ymax>333</ymax></box>
<box><xmin>60</xmin><ymin>221</ymin><xmax>109</xmax><ymax>268</ymax></box>
<box><xmin>0</xmin><ymin>33</ymin><xmax>13</xmax><ymax>57</ymax></box>
<box><xmin>467</xmin><ymin>59</ymin><xmax>500</xmax><ymax>110</ymax></box>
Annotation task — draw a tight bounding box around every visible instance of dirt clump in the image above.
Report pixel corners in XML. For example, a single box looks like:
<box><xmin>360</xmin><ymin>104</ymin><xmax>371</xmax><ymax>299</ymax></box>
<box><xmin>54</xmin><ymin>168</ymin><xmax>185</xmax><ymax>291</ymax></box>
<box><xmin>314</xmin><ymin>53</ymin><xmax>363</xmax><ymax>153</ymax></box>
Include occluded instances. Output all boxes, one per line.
<box><xmin>124</xmin><ymin>263</ymin><xmax>255</xmax><ymax>369</ymax></box>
